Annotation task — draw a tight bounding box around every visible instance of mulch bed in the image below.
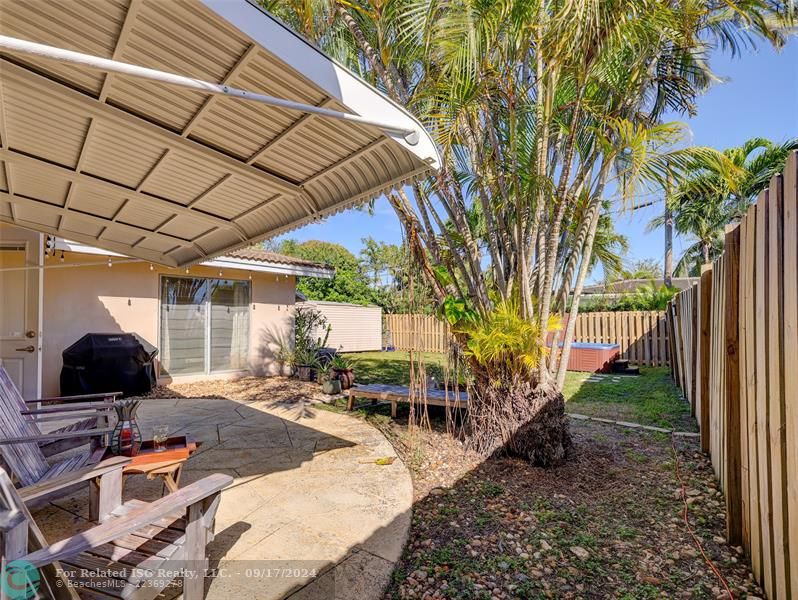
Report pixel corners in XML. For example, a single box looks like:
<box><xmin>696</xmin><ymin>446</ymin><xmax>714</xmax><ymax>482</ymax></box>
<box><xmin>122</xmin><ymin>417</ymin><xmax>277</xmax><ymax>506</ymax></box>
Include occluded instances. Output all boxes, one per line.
<box><xmin>378</xmin><ymin>418</ymin><xmax>762</xmax><ymax>600</ymax></box>
<box><xmin>136</xmin><ymin>377</ymin><xmax>762</xmax><ymax>599</ymax></box>
<box><xmin>138</xmin><ymin>375</ymin><xmax>329</xmax><ymax>404</ymax></box>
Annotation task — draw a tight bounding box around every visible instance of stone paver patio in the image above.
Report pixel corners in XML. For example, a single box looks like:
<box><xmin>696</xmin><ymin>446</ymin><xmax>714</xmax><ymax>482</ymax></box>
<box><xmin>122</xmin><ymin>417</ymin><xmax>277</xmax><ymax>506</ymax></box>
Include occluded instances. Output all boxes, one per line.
<box><xmin>33</xmin><ymin>393</ymin><xmax>413</xmax><ymax>599</ymax></box>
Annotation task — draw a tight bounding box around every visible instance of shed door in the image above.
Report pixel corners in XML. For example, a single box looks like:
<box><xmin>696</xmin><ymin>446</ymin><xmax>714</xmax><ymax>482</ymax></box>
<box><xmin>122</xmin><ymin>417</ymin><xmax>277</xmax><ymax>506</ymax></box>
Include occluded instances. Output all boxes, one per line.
<box><xmin>0</xmin><ymin>226</ymin><xmax>42</xmax><ymax>399</ymax></box>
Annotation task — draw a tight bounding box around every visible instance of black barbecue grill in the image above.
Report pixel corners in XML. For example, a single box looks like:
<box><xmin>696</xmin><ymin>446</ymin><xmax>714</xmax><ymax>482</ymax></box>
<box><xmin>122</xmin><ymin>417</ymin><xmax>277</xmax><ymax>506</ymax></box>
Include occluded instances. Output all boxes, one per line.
<box><xmin>60</xmin><ymin>333</ymin><xmax>158</xmax><ymax>397</ymax></box>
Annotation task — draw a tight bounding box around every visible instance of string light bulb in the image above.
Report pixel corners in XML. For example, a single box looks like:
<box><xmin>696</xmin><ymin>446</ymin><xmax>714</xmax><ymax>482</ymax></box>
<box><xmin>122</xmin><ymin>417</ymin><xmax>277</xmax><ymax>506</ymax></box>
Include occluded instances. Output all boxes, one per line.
<box><xmin>149</xmin><ymin>263</ymin><xmax>154</xmax><ymax>271</ymax></box>
<box><xmin>248</xmin><ymin>271</ymin><xmax>252</xmax><ymax>280</ymax></box>
<box><xmin>60</xmin><ymin>250</ymin><xmax>65</xmax><ymax>262</ymax></box>
<box><xmin>185</xmin><ymin>268</ymin><xmax>190</xmax><ymax>274</ymax></box>
<box><xmin>107</xmin><ymin>257</ymin><xmax>112</xmax><ymax>268</ymax></box>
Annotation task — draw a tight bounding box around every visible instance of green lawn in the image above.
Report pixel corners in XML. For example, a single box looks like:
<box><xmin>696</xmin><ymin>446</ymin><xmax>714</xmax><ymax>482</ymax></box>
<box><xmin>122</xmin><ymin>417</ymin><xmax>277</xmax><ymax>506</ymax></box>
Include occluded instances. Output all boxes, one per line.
<box><xmin>563</xmin><ymin>367</ymin><xmax>695</xmax><ymax>431</ymax></box>
<box><xmin>342</xmin><ymin>351</ymin><xmax>694</xmax><ymax>431</ymax></box>
<box><xmin>343</xmin><ymin>351</ymin><xmax>448</xmax><ymax>385</ymax></box>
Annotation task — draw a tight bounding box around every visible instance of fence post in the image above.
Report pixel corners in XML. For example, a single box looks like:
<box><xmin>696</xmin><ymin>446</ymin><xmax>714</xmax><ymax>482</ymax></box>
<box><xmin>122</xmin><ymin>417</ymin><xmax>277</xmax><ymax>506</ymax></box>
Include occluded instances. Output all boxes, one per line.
<box><xmin>698</xmin><ymin>264</ymin><xmax>713</xmax><ymax>454</ymax></box>
<box><xmin>724</xmin><ymin>224</ymin><xmax>743</xmax><ymax>546</ymax></box>
<box><xmin>783</xmin><ymin>151</ymin><xmax>798</xmax><ymax>599</ymax></box>
<box><xmin>754</xmin><ymin>192</ymin><xmax>776</xmax><ymax>597</ymax></box>
<box><xmin>691</xmin><ymin>291</ymin><xmax>696</xmax><ymax>401</ymax></box>
<box><xmin>767</xmin><ymin>172</ymin><xmax>790</xmax><ymax>599</ymax></box>
<box><xmin>667</xmin><ymin>301</ymin><xmax>680</xmax><ymax>385</ymax></box>
<box><xmin>675</xmin><ymin>292</ymin><xmax>689</xmax><ymax>398</ymax></box>
<box><xmin>738</xmin><ymin>215</ymin><xmax>751</xmax><ymax>557</ymax></box>
<box><xmin>739</xmin><ymin>202</ymin><xmax>762</xmax><ymax>582</ymax></box>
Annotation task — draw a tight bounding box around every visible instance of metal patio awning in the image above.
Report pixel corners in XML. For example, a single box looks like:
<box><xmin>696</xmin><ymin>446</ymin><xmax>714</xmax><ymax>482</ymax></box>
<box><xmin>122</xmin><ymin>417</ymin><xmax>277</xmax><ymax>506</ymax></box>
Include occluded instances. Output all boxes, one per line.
<box><xmin>0</xmin><ymin>0</ymin><xmax>440</xmax><ymax>267</ymax></box>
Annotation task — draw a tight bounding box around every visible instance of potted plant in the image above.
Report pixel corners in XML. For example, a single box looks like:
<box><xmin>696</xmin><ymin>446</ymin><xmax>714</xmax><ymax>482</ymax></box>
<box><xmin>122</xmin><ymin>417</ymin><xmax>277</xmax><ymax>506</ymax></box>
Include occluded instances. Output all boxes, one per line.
<box><xmin>290</xmin><ymin>305</ymin><xmax>331</xmax><ymax>382</ymax></box>
<box><xmin>294</xmin><ymin>347</ymin><xmax>320</xmax><ymax>382</ymax></box>
<box><xmin>275</xmin><ymin>341</ymin><xmax>296</xmax><ymax>377</ymax></box>
<box><xmin>320</xmin><ymin>369</ymin><xmax>342</xmax><ymax>394</ymax></box>
<box><xmin>330</xmin><ymin>354</ymin><xmax>355</xmax><ymax>390</ymax></box>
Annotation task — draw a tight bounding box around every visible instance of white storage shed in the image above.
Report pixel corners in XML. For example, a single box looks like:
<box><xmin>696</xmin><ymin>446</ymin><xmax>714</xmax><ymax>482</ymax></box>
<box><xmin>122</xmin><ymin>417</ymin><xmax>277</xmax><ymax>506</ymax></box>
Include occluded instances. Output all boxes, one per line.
<box><xmin>304</xmin><ymin>301</ymin><xmax>382</xmax><ymax>352</ymax></box>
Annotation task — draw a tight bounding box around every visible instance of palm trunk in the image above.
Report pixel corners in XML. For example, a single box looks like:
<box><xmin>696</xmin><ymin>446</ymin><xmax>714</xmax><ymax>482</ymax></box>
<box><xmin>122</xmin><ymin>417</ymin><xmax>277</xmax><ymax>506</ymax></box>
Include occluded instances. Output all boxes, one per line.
<box><xmin>538</xmin><ymin>89</ymin><xmax>584</xmax><ymax>380</ymax></box>
<box><xmin>385</xmin><ymin>192</ymin><xmax>447</xmax><ymax>303</ymax></box>
<box><xmin>552</xmin><ymin>159</ymin><xmax>613</xmax><ymax>381</ymax></box>
<box><xmin>701</xmin><ymin>240</ymin><xmax>711</xmax><ymax>264</ymax></box>
<box><xmin>556</xmin><ymin>201</ymin><xmax>603</xmax><ymax>388</ymax></box>
<box><xmin>464</xmin><ymin>122</ymin><xmax>507</xmax><ymax>295</ymax></box>
<box><xmin>526</xmin><ymin>8</ymin><xmax>554</xmax><ymax>262</ymax></box>
<box><xmin>467</xmin><ymin>365</ymin><xmax>571</xmax><ymax>466</ymax></box>
<box><xmin>335</xmin><ymin>5</ymin><xmax>406</xmax><ymax>102</ymax></box>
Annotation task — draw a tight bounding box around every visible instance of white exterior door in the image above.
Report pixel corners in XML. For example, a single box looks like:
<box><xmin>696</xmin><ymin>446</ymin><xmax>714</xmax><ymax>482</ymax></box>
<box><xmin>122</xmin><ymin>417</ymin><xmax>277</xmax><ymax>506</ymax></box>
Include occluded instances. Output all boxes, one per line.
<box><xmin>0</xmin><ymin>225</ymin><xmax>42</xmax><ymax>399</ymax></box>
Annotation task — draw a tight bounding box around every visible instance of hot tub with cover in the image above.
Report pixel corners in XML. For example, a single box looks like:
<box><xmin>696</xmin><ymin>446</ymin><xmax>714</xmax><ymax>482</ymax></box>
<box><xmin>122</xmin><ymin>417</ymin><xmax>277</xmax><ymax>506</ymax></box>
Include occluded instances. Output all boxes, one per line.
<box><xmin>560</xmin><ymin>342</ymin><xmax>620</xmax><ymax>373</ymax></box>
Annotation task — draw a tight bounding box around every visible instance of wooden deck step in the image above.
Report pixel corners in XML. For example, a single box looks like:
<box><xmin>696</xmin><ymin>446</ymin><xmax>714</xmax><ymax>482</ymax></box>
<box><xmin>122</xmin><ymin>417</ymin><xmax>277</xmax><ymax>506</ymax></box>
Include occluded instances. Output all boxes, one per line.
<box><xmin>611</xmin><ymin>359</ymin><xmax>630</xmax><ymax>372</ymax></box>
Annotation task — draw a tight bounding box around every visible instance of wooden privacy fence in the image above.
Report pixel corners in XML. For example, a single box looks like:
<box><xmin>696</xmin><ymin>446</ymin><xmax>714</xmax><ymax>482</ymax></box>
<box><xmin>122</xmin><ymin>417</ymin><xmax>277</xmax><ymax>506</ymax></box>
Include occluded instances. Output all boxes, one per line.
<box><xmin>384</xmin><ymin>310</ymin><xmax>669</xmax><ymax>366</ymax></box>
<box><xmin>668</xmin><ymin>151</ymin><xmax>797</xmax><ymax>600</ymax></box>
<box><xmin>383</xmin><ymin>314</ymin><xmax>451</xmax><ymax>353</ymax></box>
<box><xmin>571</xmin><ymin>311</ymin><xmax>668</xmax><ymax>367</ymax></box>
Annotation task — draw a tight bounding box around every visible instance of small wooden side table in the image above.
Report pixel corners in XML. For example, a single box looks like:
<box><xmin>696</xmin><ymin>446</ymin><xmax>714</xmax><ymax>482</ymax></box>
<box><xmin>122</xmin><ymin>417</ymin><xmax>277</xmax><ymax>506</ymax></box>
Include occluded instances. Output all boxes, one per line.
<box><xmin>105</xmin><ymin>436</ymin><xmax>199</xmax><ymax>496</ymax></box>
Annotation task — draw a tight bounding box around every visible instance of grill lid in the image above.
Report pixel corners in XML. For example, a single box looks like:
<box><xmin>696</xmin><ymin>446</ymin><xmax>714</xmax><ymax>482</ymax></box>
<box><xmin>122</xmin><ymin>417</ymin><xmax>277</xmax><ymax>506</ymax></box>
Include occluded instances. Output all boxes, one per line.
<box><xmin>62</xmin><ymin>333</ymin><xmax>157</xmax><ymax>366</ymax></box>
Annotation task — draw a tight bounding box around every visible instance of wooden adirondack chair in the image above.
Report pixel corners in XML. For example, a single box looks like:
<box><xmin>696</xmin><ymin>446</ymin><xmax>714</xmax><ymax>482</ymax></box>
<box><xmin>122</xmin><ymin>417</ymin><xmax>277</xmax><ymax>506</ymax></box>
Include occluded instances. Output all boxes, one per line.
<box><xmin>0</xmin><ymin>365</ymin><xmax>119</xmax><ymax>459</ymax></box>
<box><xmin>0</xmin><ymin>466</ymin><xmax>232</xmax><ymax>600</ymax></box>
<box><xmin>0</xmin><ymin>368</ymin><xmax>123</xmax><ymax>512</ymax></box>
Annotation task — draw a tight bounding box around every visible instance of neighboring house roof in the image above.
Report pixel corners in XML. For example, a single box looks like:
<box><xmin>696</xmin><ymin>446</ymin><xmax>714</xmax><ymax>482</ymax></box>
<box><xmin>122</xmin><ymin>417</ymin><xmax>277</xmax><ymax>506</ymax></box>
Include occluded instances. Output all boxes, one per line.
<box><xmin>226</xmin><ymin>248</ymin><xmax>326</xmax><ymax>270</ymax></box>
<box><xmin>0</xmin><ymin>1</ymin><xmax>440</xmax><ymax>268</ymax></box>
<box><xmin>53</xmin><ymin>239</ymin><xmax>335</xmax><ymax>279</ymax></box>
<box><xmin>207</xmin><ymin>247</ymin><xmax>334</xmax><ymax>278</ymax></box>
<box><xmin>582</xmin><ymin>277</ymin><xmax>699</xmax><ymax>295</ymax></box>
<box><xmin>302</xmin><ymin>299</ymin><xmax>381</xmax><ymax>309</ymax></box>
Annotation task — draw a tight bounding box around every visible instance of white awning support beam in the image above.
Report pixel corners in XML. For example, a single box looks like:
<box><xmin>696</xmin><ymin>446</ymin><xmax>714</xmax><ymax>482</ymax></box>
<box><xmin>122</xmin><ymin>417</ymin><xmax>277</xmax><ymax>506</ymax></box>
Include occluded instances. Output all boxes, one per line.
<box><xmin>0</xmin><ymin>34</ymin><xmax>421</xmax><ymax>145</ymax></box>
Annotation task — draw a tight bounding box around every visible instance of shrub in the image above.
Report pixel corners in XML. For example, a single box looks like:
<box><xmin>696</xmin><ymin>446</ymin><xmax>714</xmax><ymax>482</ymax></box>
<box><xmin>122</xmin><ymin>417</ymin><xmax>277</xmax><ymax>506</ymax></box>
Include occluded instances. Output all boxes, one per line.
<box><xmin>294</xmin><ymin>305</ymin><xmax>330</xmax><ymax>355</ymax></box>
<box><xmin>277</xmin><ymin>305</ymin><xmax>331</xmax><ymax>370</ymax></box>
<box><xmin>579</xmin><ymin>283</ymin><xmax>678</xmax><ymax>312</ymax></box>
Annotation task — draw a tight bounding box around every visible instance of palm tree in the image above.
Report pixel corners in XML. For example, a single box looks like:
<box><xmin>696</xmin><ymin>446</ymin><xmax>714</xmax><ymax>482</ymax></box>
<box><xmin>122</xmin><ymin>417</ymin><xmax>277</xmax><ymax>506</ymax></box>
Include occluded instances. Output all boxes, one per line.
<box><xmin>621</xmin><ymin>259</ymin><xmax>663</xmax><ymax>281</ymax></box>
<box><xmin>649</xmin><ymin>137</ymin><xmax>798</xmax><ymax>274</ymax></box>
<box><xmin>267</xmin><ymin>0</ymin><xmax>790</xmax><ymax>464</ymax></box>
<box><xmin>589</xmin><ymin>214</ymin><xmax>629</xmax><ymax>284</ymax></box>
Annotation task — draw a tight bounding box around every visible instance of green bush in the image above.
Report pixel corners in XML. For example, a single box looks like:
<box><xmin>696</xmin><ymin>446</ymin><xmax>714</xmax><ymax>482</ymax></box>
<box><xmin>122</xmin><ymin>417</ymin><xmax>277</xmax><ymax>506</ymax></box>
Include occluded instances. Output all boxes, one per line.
<box><xmin>579</xmin><ymin>283</ymin><xmax>678</xmax><ymax>312</ymax></box>
<box><xmin>276</xmin><ymin>305</ymin><xmax>331</xmax><ymax>369</ymax></box>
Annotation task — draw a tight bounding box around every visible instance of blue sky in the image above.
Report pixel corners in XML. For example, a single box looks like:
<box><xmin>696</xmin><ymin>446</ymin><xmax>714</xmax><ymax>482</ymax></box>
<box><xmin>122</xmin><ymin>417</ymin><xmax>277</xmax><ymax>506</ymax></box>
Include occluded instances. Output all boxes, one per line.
<box><xmin>277</xmin><ymin>38</ymin><xmax>798</xmax><ymax>279</ymax></box>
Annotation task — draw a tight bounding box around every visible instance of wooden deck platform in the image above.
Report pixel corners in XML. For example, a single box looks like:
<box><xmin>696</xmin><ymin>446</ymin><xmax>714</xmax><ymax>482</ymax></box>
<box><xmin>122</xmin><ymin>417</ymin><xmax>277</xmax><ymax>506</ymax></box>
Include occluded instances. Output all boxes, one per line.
<box><xmin>346</xmin><ymin>384</ymin><xmax>468</xmax><ymax>417</ymax></box>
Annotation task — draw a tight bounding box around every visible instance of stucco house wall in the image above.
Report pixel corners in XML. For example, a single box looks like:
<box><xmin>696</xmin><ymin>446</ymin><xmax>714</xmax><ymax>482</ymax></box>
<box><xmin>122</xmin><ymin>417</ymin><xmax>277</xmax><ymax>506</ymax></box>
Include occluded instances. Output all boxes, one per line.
<box><xmin>41</xmin><ymin>252</ymin><xmax>295</xmax><ymax>395</ymax></box>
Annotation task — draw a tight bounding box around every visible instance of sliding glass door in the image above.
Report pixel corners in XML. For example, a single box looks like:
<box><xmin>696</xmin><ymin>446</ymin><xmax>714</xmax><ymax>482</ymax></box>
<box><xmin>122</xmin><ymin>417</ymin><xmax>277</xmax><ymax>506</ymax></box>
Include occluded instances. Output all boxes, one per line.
<box><xmin>160</xmin><ymin>277</ymin><xmax>208</xmax><ymax>375</ymax></box>
<box><xmin>210</xmin><ymin>279</ymin><xmax>250</xmax><ymax>371</ymax></box>
<box><xmin>160</xmin><ymin>276</ymin><xmax>250</xmax><ymax>376</ymax></box>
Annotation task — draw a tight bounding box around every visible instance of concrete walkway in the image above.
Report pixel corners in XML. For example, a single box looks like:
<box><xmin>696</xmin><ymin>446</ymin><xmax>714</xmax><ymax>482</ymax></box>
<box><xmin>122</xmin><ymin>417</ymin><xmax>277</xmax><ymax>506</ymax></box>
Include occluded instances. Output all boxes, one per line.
<box><xmin>33</xmin><ymin>393</ymin><xmax>413</xmax><ymax>599</ymax></box>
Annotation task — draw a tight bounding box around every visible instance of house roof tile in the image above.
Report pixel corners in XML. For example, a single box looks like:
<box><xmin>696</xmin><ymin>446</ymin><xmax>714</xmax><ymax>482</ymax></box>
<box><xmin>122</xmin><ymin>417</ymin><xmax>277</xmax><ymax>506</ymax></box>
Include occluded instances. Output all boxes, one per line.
<box><xmin>226</xmin><ymin>248</ymin><xmax>331</xmax><ymax>271</ymax></box>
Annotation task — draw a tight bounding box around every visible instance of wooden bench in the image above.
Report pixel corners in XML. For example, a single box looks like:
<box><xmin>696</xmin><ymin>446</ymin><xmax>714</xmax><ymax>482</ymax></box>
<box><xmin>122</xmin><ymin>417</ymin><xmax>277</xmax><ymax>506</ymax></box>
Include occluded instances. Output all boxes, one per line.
<box><xmin>347</xmin><ymin>384</ymin><xmax>468</xmax><ymax>417</ymax></box>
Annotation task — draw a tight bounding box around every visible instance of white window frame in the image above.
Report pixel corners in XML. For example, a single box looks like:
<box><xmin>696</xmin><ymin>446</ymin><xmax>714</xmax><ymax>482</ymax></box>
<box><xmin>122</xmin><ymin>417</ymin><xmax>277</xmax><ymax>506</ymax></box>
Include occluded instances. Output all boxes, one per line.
<box><xmin>158</xmin><ymin>274</ymin><xmax>251</xmax><ymax>376</ymax></box>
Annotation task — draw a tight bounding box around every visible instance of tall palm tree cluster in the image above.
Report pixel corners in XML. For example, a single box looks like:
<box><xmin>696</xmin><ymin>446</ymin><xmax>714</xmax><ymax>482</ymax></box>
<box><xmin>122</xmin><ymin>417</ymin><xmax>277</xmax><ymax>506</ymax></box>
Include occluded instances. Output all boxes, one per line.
<box><xmin>650</xmin><ymin>137</ymin><xmax>798</xmax><ymax>275</ymax></box>
<box><xmin>264</xmin><ymin>0</ymin><xmax>792</xmax><ymax>465</ymax></box>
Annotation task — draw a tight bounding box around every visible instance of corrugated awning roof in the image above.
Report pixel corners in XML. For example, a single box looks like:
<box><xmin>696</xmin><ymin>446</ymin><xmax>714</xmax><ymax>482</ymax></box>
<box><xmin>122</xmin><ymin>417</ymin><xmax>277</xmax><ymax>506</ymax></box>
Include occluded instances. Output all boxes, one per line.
<box><xmin>51</xmin><ymin>237</ymin><xmax>336</xmax><ymax>278</ymax></box>
<box><xmin>0</xmin><ymin>0</ymin><xmax>439</xmax><ymax>267</ymax></box>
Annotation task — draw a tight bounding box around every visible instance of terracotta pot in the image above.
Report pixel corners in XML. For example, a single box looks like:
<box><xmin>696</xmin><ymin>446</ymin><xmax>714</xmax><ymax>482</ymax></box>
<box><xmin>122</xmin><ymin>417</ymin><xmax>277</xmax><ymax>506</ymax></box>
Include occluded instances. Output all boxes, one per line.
<box><xmin>333</xmin><ymin>368</ymin><xmax>355</xmax><ymax>390</ymax></box>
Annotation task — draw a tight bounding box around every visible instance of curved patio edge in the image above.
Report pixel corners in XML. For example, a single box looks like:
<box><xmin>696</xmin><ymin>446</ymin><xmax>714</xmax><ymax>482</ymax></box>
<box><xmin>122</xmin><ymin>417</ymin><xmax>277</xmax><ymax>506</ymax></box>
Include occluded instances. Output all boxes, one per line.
<box><xmin>138</xmin><ymin>395</ymin><xmax>413</xmax><ymax>600</ymax></box>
